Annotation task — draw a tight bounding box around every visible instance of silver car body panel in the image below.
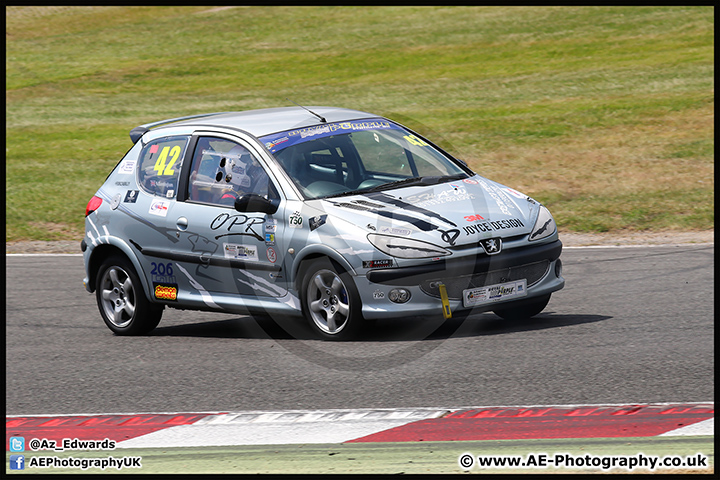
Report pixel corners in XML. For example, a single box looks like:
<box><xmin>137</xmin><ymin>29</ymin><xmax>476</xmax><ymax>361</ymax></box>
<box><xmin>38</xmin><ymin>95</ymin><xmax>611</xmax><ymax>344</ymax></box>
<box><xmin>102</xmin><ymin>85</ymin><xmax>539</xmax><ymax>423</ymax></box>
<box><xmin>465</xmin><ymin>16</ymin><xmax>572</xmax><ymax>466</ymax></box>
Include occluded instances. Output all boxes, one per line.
<box><xmin>83</xmin><ymin>107</ymin><xmax>564</xmax><ymax>321</ymax></box>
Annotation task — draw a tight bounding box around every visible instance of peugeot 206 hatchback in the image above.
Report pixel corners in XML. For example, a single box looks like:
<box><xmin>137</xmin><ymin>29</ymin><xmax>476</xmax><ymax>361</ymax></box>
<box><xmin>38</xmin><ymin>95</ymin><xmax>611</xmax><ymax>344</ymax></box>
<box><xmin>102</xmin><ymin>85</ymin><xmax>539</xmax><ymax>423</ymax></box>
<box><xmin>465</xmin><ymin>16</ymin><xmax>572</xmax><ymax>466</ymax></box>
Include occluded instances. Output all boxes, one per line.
<box><xmin>82</xmin><ymin>106</ymin><xmax>565</xmax><ymax>340</ymax></box>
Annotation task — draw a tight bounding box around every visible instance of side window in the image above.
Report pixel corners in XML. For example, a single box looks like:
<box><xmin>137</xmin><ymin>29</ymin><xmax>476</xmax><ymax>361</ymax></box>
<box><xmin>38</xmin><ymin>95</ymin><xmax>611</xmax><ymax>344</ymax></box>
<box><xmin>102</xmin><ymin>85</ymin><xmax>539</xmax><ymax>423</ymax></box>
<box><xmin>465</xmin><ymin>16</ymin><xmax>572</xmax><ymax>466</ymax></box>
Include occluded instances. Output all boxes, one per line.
<box><xmin>138</xmin><ymin>136</ymin><xmax>189</xmax><ymax>197</ymax></box>
<box><xmin>188</xmin><ymin>137</ymin><xmax>271</xmax><ymax>206</ymax></box>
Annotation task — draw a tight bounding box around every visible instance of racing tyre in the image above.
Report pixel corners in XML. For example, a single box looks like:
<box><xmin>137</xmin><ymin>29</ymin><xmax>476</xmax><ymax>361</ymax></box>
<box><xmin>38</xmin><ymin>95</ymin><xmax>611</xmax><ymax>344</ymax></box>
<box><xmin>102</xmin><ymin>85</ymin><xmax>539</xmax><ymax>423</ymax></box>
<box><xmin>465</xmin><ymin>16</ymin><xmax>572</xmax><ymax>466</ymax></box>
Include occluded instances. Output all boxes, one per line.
<box><xmin>493</xmin><ymin>294</ymin><xmax>551</xmax><ymax>321</ymax></box>
<box><xmin>300</xmin><ymin>257</ymin><xmax>364</xmax><ymax>341</ymax></box>
<box><xmin>96</xmin><ymin>255</ymin><xmax>163</xmax><ymax>335</ymax></box>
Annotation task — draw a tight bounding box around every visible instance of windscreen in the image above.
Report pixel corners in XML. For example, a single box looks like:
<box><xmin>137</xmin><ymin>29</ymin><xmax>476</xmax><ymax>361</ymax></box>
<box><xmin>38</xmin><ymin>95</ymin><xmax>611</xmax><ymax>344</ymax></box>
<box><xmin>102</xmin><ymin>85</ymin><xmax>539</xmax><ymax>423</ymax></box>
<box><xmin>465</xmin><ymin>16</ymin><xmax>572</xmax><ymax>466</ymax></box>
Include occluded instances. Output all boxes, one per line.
<box><xmin>260</xmin><ymin>119</ymin><xmax>468</xmax><ymax>199</ymax></box>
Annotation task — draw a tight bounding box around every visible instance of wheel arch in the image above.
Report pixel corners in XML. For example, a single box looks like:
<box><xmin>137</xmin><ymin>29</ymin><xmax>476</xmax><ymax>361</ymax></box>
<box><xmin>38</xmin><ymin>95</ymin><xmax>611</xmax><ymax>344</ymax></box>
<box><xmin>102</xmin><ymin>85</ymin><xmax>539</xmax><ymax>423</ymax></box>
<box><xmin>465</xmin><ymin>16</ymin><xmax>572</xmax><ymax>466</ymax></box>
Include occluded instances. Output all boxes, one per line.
<box><xmin>86</xmin><ymin>239</ymin><xmax>152</xmax><ymax>300</ymax></box>
<box><xmin>291</xmin><ymin>245</ymin><xmax>357</xmax><ymax>293</ymax></box>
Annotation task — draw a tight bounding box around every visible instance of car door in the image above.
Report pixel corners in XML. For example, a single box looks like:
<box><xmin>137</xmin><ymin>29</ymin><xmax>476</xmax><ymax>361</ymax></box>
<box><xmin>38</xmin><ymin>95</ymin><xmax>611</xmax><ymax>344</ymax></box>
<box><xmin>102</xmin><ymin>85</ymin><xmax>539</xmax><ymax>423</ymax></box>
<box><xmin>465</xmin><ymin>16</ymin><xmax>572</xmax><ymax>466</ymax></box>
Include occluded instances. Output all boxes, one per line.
<box><xmin>170</xmin><ymin>133</ymin><xmax>287</xmax><ymax>302</ymax></box>
<box><xmin>129</xmin><ymin>134</ymin><xmax>191</xmax><ymax>303</ymax></box>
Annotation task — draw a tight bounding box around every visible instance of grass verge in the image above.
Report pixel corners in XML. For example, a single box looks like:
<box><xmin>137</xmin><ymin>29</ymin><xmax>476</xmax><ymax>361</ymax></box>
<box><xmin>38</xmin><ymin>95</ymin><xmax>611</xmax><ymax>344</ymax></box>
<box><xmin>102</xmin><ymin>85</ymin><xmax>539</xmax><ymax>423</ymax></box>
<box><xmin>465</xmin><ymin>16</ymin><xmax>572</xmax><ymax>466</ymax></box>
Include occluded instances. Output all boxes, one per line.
<box><xmin>6</xmin><ymin>6</ymin><xmax>713</xmax><ymax>241</ymax></box>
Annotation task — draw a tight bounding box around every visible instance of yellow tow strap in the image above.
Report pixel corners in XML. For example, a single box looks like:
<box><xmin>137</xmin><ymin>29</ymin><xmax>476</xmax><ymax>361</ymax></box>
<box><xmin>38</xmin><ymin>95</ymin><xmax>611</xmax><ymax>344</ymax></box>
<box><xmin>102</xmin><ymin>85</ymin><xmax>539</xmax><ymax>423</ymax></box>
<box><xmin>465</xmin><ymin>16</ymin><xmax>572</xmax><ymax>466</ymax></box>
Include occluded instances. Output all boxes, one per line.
<box><xmin>438</xmin><ymin>283</ymin><xmax>452</xmax><ymax>319</ymax></box>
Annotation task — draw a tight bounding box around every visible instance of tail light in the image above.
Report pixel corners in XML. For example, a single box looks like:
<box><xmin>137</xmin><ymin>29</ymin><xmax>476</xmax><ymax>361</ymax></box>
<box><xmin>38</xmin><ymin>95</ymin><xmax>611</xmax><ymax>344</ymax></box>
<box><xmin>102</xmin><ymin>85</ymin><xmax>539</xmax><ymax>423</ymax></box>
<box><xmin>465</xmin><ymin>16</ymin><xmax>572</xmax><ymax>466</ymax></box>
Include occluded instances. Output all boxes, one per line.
<box><xmin>85</xmin><ymin>196</ymin><xmax>103</xmax><ymax>216</ymax></box>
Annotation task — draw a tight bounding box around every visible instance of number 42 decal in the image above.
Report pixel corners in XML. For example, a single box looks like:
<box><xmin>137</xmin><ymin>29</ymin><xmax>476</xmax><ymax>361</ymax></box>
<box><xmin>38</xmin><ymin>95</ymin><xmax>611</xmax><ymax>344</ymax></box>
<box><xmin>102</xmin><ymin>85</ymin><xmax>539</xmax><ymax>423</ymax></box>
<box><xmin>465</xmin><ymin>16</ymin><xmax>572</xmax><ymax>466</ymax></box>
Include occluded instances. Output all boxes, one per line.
<box><xmin>153</xmin><ymin>145</ymin><xmax>182</xmax><ymax>176</ymax></box>
<box><xmin>403</xmin><ymin>134</ymin><xmax>428</xmax><ymax>147</ymax></box>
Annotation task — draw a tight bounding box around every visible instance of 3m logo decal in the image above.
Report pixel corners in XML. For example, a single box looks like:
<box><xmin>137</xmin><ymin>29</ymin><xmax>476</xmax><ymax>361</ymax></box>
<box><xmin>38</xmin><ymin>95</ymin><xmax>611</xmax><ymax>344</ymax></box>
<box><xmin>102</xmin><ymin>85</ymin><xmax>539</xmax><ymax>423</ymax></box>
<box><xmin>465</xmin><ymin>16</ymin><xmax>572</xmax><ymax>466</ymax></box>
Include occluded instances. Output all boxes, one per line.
<box><xmin>154</xmin><ymin>283</ymin><xmax>178</xmax><ymax>301</ymax></box>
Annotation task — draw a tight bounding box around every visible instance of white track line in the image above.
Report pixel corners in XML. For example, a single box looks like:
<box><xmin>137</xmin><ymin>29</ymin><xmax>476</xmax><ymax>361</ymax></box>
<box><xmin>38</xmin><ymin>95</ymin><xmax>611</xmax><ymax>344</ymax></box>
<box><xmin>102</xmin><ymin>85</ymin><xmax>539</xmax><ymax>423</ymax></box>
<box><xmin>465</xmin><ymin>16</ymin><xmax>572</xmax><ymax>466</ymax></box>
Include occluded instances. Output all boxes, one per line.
<box><xmin>659</xmin><ymin>418</ymin><xmax>714</xmax><ymax>437</ymax></box>
<box><xmin>116</xmin><ymin>408</ymin><xmax>448</xmax><ymax>448</ymax></box>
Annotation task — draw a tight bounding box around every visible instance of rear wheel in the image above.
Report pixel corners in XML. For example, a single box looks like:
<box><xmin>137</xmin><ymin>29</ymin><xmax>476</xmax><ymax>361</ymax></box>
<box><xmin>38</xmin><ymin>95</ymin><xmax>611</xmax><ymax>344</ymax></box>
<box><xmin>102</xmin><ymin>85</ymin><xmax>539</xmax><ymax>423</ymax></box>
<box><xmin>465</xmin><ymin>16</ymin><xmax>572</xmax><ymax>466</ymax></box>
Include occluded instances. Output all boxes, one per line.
<box><xmin>300</xmin><ymin>257</ymin><xmax>364</xmax><ymax>340</ymax></box>
<box><xmin>96</xmin><ymin>255</ymin><xmax>163</xmax><ymax>335</ymax></box>
<box><xmin>493</xmin><ymin>294</ymin><xmax>551</xmax><ymax>321</ymax></box>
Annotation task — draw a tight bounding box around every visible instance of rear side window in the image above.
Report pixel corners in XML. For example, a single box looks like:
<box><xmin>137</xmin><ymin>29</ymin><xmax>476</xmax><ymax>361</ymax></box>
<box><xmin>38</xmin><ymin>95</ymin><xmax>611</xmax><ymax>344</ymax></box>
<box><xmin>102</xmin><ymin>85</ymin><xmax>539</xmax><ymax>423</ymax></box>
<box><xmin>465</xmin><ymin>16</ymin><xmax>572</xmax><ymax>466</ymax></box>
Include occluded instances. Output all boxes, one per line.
<box><xmin>137</xmin><ymin>136</ymin><xmax>189</xmax><ymax>198</ymax></box>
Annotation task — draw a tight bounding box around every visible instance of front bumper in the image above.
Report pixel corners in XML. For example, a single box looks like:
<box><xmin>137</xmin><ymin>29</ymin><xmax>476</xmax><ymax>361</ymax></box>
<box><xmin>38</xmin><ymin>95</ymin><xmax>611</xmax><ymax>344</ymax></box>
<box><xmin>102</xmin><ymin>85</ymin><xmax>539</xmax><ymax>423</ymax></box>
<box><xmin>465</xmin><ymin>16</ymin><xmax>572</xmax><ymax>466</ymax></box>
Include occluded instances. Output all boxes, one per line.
<box><xmin>359</xmin><ymin>239</ymin><xmax>564</xmax><ymax>319</ymax></box>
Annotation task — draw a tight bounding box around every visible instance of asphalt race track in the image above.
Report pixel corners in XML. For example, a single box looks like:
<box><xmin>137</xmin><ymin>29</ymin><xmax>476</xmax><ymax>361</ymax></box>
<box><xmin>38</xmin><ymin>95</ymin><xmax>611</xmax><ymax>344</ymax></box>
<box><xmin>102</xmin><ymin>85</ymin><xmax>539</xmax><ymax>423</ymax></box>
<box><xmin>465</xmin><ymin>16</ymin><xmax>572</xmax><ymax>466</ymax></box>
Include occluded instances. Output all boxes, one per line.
<box><xmin>5</xmin><ymin>244</ymin><xmax>713</xmax><ymax>416</ymax></box>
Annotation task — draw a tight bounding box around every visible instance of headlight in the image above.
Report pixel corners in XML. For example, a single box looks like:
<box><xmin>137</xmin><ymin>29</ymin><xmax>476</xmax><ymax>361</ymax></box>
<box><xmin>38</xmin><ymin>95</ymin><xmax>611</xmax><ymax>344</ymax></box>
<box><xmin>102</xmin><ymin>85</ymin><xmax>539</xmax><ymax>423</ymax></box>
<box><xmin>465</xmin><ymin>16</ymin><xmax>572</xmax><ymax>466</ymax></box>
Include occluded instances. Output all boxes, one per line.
<box><xmin>367</xmin><ymin>234</ymin><xmax>451</xmax><ymax>259</ymax></box>
<box><xmin>529</xmin><ymin>205</ymin><xmax>557</xmax><ymax>241</ymax></box>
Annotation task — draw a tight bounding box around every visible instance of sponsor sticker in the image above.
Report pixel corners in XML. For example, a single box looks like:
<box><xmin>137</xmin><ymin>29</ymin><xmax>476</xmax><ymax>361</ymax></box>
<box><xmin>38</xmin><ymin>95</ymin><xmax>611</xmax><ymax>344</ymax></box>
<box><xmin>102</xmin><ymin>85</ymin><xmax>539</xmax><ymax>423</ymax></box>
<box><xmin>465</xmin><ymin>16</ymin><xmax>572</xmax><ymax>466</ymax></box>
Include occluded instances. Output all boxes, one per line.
<box><xmin>439</xmin><ymin>228</ymin><xmax>461</xmax><ymax>246</ymax></box>
<box><xmin>154</xmin><ymin>283</ymin><xmax>178</xmax><ymax>301</ymax></box>
<box><xmin>264</xmin><ymin>136</ymin><xmax>289</xmax><ymax>150</ymax></box>
<box><xmin>223</xmin><ymin>243</ymin><xmax>259</xmax><ymax>262</ymax></box>
<box><xmin>148</xmin><ymin>199</ymin><xmax>170</xmax><ymax>217</ymax></box>
<box><xmin>117</xmin><ymin>159</ymin><xmax>136</xmax><ymax>175</ymax></box>
<box><xmin>265</xmin><ymin>218</ymin><xmax>277</xmax><ymax>233</ymax></box>
<box><xmin>477</xmin><ymin>178</ymin><xmax>514</xmax><ymax>215</ymax></box>
<box><xmin>261</xmin><ymin>119</ymin><xmax>397</xmax><ymax>153</ymax></box>
<box><xmin>265</xmin><ymin>233</ymin><xmax>275</xmax><ymax>245</ymax></box>
<box><xmin>266</xmin><ymin>247</ymin><xmax>277</xmax><ymax>263</ymax></box>
<box><xmin>463</xmin><ymin>279</ymin><xmax>527</xmax><ymax>308</ymax></box>
<box><xmin>300</xmin><ymin>125</ymin><xmax>330</xmax><ymax>138</ymax></box>
<box><xmin>363</xmin><ymin>259</ymin><xmax>394</xmax><ymax>269</ymax></box>
<box><xmin>378</xmin><ymin>226</ymin><xmax>412</xmax><ymax>236</ymax></box>
<box><xmin>124</xmin><ymin>190</ymin><xmax>139</xmax><ymax>203</ymax></box>
<box><xmin>409</xmin><ymin>187</ymin><xmax>476</xmax><ymax>208</ymax></box>
<box><xmin>463</xmin><ymin>219</ymin><xmax>524</xmax><ymax>236</ymax></box>
<box><xmin>309</xmin><ymin>214</ymin><xmax>327</xmax><ymax>231</ymax></box>
<box><xmin>289</xmin><ymin>211</ymin><xmax>303</xmax><ymax>228</ymax></box>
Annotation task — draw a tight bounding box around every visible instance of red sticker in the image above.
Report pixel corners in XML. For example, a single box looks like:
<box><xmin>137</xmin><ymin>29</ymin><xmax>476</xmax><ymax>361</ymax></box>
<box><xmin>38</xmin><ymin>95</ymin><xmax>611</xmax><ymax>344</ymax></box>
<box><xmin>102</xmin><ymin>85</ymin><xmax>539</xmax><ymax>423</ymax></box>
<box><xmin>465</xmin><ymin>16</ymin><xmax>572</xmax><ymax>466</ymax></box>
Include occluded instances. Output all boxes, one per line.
<box><xmin>266</xmin><ymin>247</ymin><xmax>277</xmax><ymax>263</ymax></box>
<box><xmin>149</xmin><ymin>144</ymin><xmax>159</xmax><ymax>154</ymax></box>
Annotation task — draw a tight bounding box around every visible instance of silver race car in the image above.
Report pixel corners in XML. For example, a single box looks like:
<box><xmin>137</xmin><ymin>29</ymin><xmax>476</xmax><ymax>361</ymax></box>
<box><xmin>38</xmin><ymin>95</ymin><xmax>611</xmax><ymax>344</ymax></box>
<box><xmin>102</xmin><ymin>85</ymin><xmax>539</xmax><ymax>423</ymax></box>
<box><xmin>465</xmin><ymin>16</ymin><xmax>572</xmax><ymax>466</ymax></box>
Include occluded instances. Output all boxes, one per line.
<box><xmin>82</xmin><ymin>106</ymin><xmax>564</xmax><ymax>340</ymax></box>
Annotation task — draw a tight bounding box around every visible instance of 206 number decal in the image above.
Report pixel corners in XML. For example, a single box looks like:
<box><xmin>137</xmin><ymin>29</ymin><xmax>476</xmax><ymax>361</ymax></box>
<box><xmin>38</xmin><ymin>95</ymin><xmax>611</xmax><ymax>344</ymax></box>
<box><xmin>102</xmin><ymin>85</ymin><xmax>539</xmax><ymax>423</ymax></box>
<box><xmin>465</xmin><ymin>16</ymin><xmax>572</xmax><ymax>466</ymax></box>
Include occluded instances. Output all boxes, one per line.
<box><xmin>150</xmin><ymin>262</ymin><xmax>174</xmax><ymax>276</ymax></box>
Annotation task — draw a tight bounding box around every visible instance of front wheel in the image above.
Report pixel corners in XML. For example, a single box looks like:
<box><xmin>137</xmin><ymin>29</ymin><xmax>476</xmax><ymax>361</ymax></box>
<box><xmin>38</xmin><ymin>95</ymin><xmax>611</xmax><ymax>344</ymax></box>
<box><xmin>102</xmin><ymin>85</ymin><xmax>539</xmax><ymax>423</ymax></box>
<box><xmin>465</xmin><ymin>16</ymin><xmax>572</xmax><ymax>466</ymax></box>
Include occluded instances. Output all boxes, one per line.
<box><xmin>300</xmin><ymin>257</ymin><xmax>364</xmax><ymax>340</ymax></box>
<box><xmin>95</xmin><ymin>255</ymin><xmax>163</xmax><ymax>335</ymax></box>
<box><xmin>493</xmin><ymin>294</ymin><xmax>551</xmax><ymax>321</ymax></box>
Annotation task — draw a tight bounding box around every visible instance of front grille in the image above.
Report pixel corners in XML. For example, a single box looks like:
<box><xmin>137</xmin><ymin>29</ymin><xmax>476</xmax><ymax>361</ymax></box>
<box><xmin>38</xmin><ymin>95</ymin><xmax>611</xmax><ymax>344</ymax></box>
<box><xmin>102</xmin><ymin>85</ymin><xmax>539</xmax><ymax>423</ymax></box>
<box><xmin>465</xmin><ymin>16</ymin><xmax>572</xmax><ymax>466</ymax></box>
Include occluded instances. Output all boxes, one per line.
<box><xmin>420</xmin><ymin>260</ymin><xmax>550</xmax><ymax>299</ymax></box>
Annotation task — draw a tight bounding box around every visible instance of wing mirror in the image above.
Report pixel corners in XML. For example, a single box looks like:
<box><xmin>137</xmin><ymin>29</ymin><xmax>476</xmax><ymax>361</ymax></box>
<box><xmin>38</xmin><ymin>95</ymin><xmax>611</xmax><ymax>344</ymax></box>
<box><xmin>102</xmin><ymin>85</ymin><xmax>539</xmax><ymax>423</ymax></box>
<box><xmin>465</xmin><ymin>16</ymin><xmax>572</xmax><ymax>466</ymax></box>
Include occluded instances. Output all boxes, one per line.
<box><xmin>234</xmin><ymin>193</ymin><xmax>279</xmax><ymax>215</ymax></box>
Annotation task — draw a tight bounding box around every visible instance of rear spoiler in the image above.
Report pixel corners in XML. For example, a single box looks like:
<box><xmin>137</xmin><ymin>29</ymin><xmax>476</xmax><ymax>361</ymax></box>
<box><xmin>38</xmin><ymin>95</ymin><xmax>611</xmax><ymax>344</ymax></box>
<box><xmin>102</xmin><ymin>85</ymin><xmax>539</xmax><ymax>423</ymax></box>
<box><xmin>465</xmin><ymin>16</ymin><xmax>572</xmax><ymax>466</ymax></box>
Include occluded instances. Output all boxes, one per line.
<box><xmin>129</xmin><ymin>112</ymin><xmax>233</xmax><ymax>144</ymax></box>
